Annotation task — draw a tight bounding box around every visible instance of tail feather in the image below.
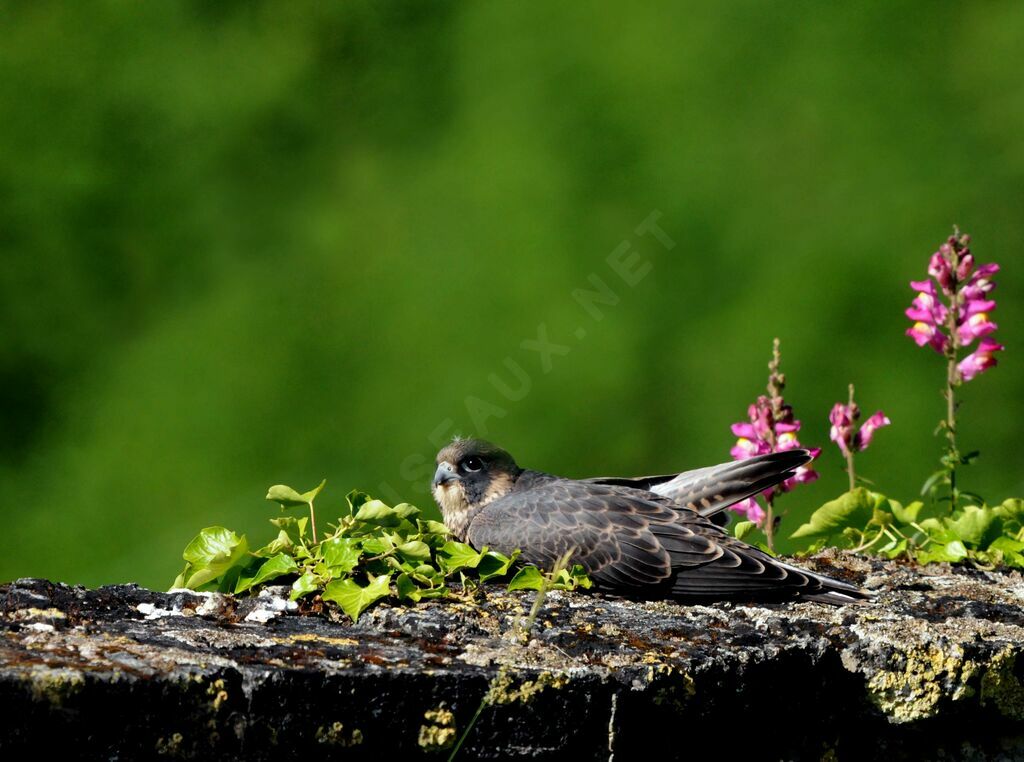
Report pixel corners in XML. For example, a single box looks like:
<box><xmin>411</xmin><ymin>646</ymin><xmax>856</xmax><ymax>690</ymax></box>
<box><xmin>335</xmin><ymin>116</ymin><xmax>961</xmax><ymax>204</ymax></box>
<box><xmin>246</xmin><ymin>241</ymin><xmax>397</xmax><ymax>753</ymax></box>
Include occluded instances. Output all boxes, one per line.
<box><xmin>652</xmin><ymin>450</ymin><xmax>814</xmax><ymax>517</ymax></box>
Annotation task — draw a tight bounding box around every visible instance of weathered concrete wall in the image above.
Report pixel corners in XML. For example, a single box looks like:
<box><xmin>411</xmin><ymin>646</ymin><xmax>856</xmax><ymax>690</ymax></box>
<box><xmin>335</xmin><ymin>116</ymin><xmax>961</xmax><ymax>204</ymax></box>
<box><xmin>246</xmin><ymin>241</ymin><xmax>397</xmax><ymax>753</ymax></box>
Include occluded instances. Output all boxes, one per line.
<box><xmin>2</xmin><ymin>551</ymin><xmax>1024</xmax><ymax>760</ymax></box>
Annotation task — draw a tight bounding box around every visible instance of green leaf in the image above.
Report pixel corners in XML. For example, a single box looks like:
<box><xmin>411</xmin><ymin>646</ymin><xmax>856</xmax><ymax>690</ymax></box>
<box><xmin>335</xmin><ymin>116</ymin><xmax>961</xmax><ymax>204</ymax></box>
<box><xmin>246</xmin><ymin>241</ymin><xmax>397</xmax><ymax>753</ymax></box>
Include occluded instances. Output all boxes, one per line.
<box><xmin>890</xmin><ymin>500</ymin><xmax>923</xmax><ymax>526</ymax></box>
<box><xmin>556</xmin><ymin>564</ymin><xmax>593</xmax><ymax>590</ymax></box>
<box><xmin>996</xmin><ymin>499</ymin><xmax>1024</xmax><ymax>523</ymax></box>
<box><xmin>478</xmin><ymin>550</ymin><xmax>518</xmax><ymax>582</ymax></box>
<box><xmin>507</xmin><ymin>566</ymin><xmax>545</xmax><ymax>591</ymax></box>
<box><xmin>916</xmin><ymin>539</ymin><xmax>969</xmax><ymax>564</ymax></box>
<box><xmin>301</xmin><ymin>478</ymin><xmax>327</xmax><ymax>504</ymax></box>
<box><xmin>396</xmin><ymin>540</ymin><xmax>431</xmax><ymax>563</ymax></box>
<box><xmin>361</xmin><ymin>536</ymin><xmax>394</xmax><ymax>555</ymax></box>
<box><xmin>417</xmin><ymin>519</ymin><xmax>451</xmax><ymax>537</ymax></box>
<box><xmin>395</xmin><ymin>573</ymin><xmax>422</xmax><ymax>602</ymax></box>
<box><xmin>354</xmin><ymin>500</ymin><xmax>406</xmax><ymax>526</ymax></box>
<box><xmin>321</xmin><ymin>537</ymin><xmax>362</xmax><ymax>573</ymax></box>
<box><xmin>877</xmin><ymin>537</ymin><xmax>909</xmax><ymax>559</ymax></box>
<box><xmin>391</xmin><ymin>503</ymin><xmax>421</xmax><ymax>520</ymax></box>
<box><xmin>252</xmin><ymin>530</ymin><xmax>294</xmax><ymax>558</ymax></box>
<box><xmin>266</xmin><ymin>484</ymin><xmax>308</xmax><ymax>508</ymax></box>
<box><xmin>946</xmin><ymin>505</ymin><xmax>1001</xmax><ymax>548</ymax></box>
<box><xmin>790</xmin><ymin>488</ymin><xmax>874</xmax><ymax>540</ymax></box>
<box><xmin>345</xmin><ymin>490</ymin><xmax>371</xmax><ymax>516</ymax></box>
<box><xmin>235</xmin><ymin>553</ymin><xmax>299</xmax><ymax>593</ymax></box>
<box><xmin>733</xmin><ymin>521</ymin><xmax>756</xmax><ymax>541</ymax></box>
<box><xmin>269</xmin><ymin>515</ymin><xmax>309</xmax><ymax>544</ymax></box>
<box><xmin>323</xmin><ymin>574</ymin><xmax>392</xmax><ymax>622</ymax></box>
<box><xmin>289</xmin><ymin>572</ymin><xmax>320</xmax><ymax>600</ymax></box>
<box><xmin>181</xmin><ymin>527</ymin><xmax>250</xmax><ymax>589</ymax></box>
<box><xmin>989</xmin><ymin>536</ymin><xmax>1024</xmax><ymax>554</ymax></box>
<box><xmin>437</xmin><ymin>541</ymin><xmax>484</xmax><ymax>573</ymax></box>
<box><xmin>945</xmin><ymin>540</ymin><xmax>968</xmax><ymax>561</ymax></box>
<box><xmin>920</xmin><ymin>469</ymin><xmax>947</xmax><ymax>496</ymax></box>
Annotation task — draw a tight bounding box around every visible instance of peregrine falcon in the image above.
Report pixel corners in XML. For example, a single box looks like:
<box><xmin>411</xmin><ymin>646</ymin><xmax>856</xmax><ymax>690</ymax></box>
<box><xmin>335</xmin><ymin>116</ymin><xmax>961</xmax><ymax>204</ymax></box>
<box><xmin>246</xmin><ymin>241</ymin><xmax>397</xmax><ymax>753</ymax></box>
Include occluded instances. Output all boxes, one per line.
<box><xmin>431</xmin><ymin>439</ymin><xmax>865</xmax><ymax>604</ymax></box>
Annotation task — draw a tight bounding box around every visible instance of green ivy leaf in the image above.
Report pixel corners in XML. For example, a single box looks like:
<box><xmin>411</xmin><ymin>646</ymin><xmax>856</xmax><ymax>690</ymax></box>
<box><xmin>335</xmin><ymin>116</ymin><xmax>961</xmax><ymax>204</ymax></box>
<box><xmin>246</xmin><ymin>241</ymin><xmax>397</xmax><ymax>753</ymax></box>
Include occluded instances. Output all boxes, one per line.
<box><xmin>889</xmin><ymin>499</ymin><xmax>923</xmax><ymax>526</ymax></box>
<box><xmin>996</xmin><ymin>499</ymin><xmax>1024</xmax><ymax>524</ymax></box>
<box><xmin>395</xmin><ymin>573</ymin><xmax>422</xmax><ymax>602</ymax></box>
<box><xmin>790</xmin><ymin>488</ymin><xmax>874</xmax><ymax>540</ymax></box>
<box><xmin>946</xmin><ymin>505</ymin><xmax>1002</xmax><ymax>548</ymax></box>
<box><xmin>323</xmin><ymin>574</ymin><xmax>392</xmax><ymax>622</ymax></box>
<box><xmin>320</xmin><ymin>537</ymin><xmax>362</xmax><ymax>573</ymax></box>
<box><xmin>391</xmin><ymin>503</ymin><xmax>421</xmax><ymax>520</ymax></box>
<box><xmin>361</xmin><ymin>536</ymin><xmax>394</xmax><ymax>555</ymax></box>
<box><xmin>301</xmin><ymin>478</ymin><xmax>327</xmax><ymax>504</ymax></box>
<box><xmin>396</xmin><ymin>540</ymin><xmax>431</xmax><ymax>563</ymax></box>
<box><xmin>354</xmin><ymin>500</ymin><xmax>405</xmax><ymax>526</ymax></box>
<box><xmin>235</xmin><ymin>553</ymin><xmax>299</xmax><ymax>593</ymax></box>
<box><xmin>417</xmin><ymin>519</ymin><xmax>451</xmax><ymax>537</ymax></box>
<box><xmin>733</xmin><ymin>521</ymin><xmax>756</xmax><ymax>542</ymax></box>
<box><xmin>269</xmin><ymin>515</ymin><xmax>309</xmax><ymax>545</ymax></box>
<box><xmin>345</xmin><ymin>490</ymin><xmax>371</xmax><ymax>515</ymax></box>
<box><xmin>478</xmin><ymin>550</ymin><xmax>518</xmax><ymax>582</ymax></box>
<box><xmin>437</xmin><ymin>541</ymin><xmax>484</xmax><ymax>573</ymax></box>
<box><xmin>181</xmin><ymin>527</ymin><xmax>250</xmax><ymax>589</ymax></box>
<box><xmin>507</xmin><ymin>566</ymin><xmax>545</xmax><ymax>591</ymax></box>
<box><xmin>290</xmin><ymin>571</ymin><xmax>320</xmax><ymax>600</ymax></box>
<box><xmin>266</xmin><ymin>484</ymin><xmax>308</xmax><ymax>508</ymax></box>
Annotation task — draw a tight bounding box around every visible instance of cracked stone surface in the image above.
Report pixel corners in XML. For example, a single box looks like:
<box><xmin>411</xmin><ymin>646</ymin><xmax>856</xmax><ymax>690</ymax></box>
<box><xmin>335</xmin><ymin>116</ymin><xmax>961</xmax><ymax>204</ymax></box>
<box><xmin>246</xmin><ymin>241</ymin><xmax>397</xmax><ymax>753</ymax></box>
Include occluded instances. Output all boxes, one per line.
<box><xmin>3</xmin><ymin>550</ymin><xmax>1024</xmax><ymax>760</ymax></box>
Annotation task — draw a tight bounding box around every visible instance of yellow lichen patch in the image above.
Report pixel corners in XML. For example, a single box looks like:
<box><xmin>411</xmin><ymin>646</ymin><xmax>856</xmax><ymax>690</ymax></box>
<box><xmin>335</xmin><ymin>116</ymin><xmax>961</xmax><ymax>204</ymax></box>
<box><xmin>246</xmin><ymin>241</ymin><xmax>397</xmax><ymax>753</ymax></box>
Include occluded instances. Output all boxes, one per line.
<box><xmin>6</xmin><ymin>607</ymin><xmax>67</xmax><ymax>621</ymax></box>
<box><xmin>315</xmin><ymin>721</ymin><xmax>363</xmax><ymax>746</ymax></box>
<box><xmin>484</xmin><ymin>667</ymin><xmax>569</xmax><ymax>705</ymax></box>
<box><xmin>980</xmin><ymin>647</ymin><xmax>1024</xmax><ymax>720</ymax></box>
<box><xmin>418</xmin><ymin>706</ymin><xmax>457</xmax><ymax>751</ymax></box>
<box><xmin>205</xmin><ymin>678</ymin><xmax>229</xmax><ymax>712</ymax></box>
<box><xmin>29</xmin><ymin>668</ymin><xmax>85</xmax><ymax>706</ymax></box>
<box><xmin>274</xmin><ymin>633</ymin><xmax>359</xmax><ymax>647</ymax></box>
<box><xmin>651</xmin><ymin>668</ymin><xmax>697</xmax><ymax>712</ymax></box>
<box><xmin>863</xmin><ymin>644</ymin><xmax>978</xmax><ymax>723</ymax></box>
<box><xmin>154</xmin><ymin>732</ymin><xmax>184</xmax><ymax>756</ymax></box>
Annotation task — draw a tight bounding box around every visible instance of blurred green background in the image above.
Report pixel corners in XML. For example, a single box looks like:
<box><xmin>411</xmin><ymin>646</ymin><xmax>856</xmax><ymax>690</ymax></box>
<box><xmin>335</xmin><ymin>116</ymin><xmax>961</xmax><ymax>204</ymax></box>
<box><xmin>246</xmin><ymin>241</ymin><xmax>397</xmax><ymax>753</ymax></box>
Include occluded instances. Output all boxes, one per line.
<box><xmin>2</xmin><ymin>1</ymin><xmax>1022</xmax><ymax>589</ymax></box>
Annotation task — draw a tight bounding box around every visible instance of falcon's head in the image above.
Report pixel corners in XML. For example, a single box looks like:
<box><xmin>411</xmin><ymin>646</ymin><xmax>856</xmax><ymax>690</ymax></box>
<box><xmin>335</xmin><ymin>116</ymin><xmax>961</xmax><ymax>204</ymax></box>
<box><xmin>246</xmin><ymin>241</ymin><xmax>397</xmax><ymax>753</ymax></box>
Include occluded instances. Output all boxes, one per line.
<box><xmin>432</xmin><ymin>438</ymin><xmax>522</xmax><ymax>539</ymax></box>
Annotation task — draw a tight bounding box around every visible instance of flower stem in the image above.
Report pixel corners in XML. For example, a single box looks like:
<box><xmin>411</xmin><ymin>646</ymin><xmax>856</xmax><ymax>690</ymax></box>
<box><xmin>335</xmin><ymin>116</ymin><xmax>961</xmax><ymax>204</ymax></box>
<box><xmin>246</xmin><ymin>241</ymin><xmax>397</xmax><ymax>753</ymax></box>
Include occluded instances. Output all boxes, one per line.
<box><xmin>845</xmin><ymin>384</ymin><xmax>857</xmax><ymax>492</ymax></box>
<box><xmin>308</xmin><ymin>500</ymin><xmax>319</xmax><ymax>544</ymax></box>
<box><xmin>943</xmin><ymin>231</ymin><xmax>962</xmax><ymax>513</ymax></box>
<box><xmin>762</xmin><ymin>338</ymin><xmax>784</xmax><ymax>552</ymax></box>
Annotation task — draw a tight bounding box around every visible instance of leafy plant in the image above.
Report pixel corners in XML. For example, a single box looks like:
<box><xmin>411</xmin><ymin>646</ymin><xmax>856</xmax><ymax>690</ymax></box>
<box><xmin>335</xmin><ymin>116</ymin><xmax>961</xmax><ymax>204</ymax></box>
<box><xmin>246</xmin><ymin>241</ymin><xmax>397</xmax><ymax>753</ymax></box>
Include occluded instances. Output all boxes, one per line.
<box><xmin>790</xmin><ymin>487</ymin><xmax>1024</xmax><ymax>569</ymax></box>
<box><xmin>172</xmin><ymin>482</ymin><xmax>591</xmax><ymax>621</ymax></box>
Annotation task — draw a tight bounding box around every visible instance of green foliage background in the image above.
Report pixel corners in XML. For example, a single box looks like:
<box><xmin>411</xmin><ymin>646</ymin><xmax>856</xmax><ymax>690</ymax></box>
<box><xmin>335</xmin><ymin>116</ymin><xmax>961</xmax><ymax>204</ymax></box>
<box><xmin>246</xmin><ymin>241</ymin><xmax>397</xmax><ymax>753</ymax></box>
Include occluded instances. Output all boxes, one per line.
<box><xmin>2</xmin><ymin>1</ymin><xmax>1022</xmax><ymax>588</ymax></box>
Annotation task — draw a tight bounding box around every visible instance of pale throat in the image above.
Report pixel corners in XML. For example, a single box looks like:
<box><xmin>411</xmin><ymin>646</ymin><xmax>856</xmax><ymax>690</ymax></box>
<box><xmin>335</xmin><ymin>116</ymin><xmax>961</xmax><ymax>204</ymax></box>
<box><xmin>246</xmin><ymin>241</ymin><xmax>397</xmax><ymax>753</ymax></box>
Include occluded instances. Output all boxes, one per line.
<box><xmin>433</xmin><ymin>472</ymin><xmax>516</xmax><ymax>542</ymax></box>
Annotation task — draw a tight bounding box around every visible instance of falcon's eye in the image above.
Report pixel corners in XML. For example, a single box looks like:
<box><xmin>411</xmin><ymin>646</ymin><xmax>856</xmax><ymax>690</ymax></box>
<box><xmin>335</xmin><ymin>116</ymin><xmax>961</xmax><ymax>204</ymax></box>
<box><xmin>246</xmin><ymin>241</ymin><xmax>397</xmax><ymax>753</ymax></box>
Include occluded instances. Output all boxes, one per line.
<box><xmin>462</xmin><ymin>456</ymin><xmax>484</xmax><ymax>472</ymax></box>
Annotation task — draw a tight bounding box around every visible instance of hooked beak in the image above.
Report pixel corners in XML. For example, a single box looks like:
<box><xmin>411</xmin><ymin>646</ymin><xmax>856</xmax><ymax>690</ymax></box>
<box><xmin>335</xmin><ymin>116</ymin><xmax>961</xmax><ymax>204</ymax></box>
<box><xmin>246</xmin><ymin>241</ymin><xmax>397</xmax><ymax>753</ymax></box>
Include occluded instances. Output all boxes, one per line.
<box><xmin>433</xmin><ymin>461</ymin><xmax>457</xmax><ymax>488</ymax></box>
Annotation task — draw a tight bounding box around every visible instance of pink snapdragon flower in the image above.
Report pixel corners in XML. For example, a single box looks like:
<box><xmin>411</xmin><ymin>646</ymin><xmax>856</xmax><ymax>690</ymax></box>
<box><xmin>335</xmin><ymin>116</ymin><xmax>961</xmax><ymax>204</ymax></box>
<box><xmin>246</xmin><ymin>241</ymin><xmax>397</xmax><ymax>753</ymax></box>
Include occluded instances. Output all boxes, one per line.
<box><xmin>905</xmin><ymin>232</ymin><xmax>1003</xmax><ymax>382</ymax></box>
<box><xmin>829</xmin><ymin>401</ymin><xmax>890</xmax><ymax>457</ymax></box>
<box><xmin>907</xmin><ymin>228</ymin><xmax>1004</xmax><ymax>511</ymax></box>
<box><xmin>729</xmin><ymin>394</ymin><xmax>820</xmax><ymax>524</ymax></box>
<box><xmin>957</xmin><ymin>338</ymin><xmax>1004</xmax><ymax>382</ymax></box>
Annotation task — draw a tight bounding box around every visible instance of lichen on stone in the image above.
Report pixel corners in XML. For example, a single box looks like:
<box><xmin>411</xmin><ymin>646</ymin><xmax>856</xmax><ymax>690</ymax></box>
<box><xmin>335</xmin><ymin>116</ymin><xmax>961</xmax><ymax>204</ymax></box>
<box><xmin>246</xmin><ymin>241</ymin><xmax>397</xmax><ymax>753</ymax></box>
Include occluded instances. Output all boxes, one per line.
<box><xmin>418</xmin><ymin>706</ymin><xmax>457</xmax><ymax>751</ymax></box>
<box><xmin>314</xmin><ymin>721</ymin><xmax>363</xmax><ymax>747</ymax></box>
<box><xmin>858</xmin><ymin>642</ymin><xmax>978</xmax><ymax>723</ymax></box>
<box><xmin>28</xmin><ymin>667</ymin><xmax>85</xmax><ymax>706</ymax></box>
<box><xmin>484</xmin><ymin>667</ymin><xmax>569</xmax><ymax>705</ymax></box>
<box><xmin>980</xmin><ymin>646</ymin><xmax>1024</xmax><ymax>720</ymax></box>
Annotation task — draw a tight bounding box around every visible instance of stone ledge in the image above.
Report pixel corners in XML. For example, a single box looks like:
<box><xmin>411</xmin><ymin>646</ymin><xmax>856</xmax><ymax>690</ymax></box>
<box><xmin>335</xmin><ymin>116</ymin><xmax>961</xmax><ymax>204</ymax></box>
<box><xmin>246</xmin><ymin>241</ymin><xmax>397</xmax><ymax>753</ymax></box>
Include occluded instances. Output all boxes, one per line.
<box><xmin>2</xmin><ymin>551</ymin><xmax>1024</xmax><ymax>760</ymax></box>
